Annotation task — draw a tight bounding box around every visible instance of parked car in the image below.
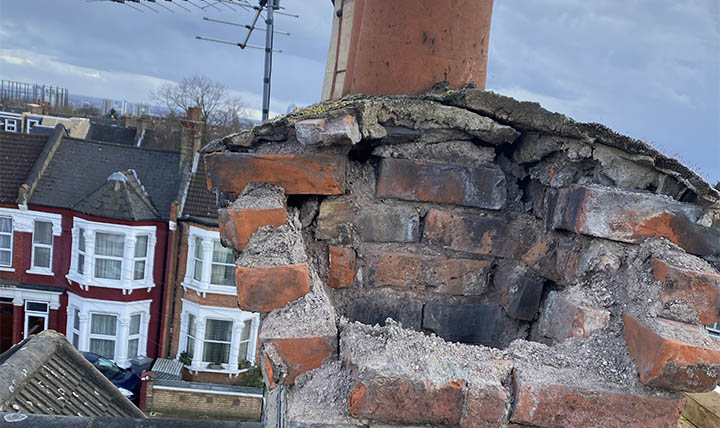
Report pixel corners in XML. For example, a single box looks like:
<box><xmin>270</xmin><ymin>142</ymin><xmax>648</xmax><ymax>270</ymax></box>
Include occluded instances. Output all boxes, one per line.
<box><xmin>81</xmin><ymin>352</ymin><xmax>141</xmax><ymax>403</ymax></box>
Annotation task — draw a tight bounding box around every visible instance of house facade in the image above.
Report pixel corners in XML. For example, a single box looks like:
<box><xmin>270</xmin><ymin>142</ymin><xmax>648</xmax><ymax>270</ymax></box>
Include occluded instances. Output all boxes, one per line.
<box><xmin>164</xmin><ymin>150</ymin><xmax>259</xmax><ymax>384</ymax></box>
<box><xmin>0</xmin><ymin>126</ymin><xmax>179</xmax><ymax>369</ymax></box>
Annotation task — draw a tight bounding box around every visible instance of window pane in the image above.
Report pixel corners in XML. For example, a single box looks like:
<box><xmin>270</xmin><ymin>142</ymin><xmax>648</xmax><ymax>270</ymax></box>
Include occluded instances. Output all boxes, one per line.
<box><xmin>185</xmin><ymin>337</ymin><xmax>195</xmax><ymax>359</ymax></box>
<box><xmin>73</xmin><ymin>308</ymin><xmax>80</xmax><ymax>330</ymax></box>
<box><xmin>210</xmin><ymin>264</ymin><xmax>234</xmax><ymax>286</ymax></box>
<box><xmin>26</xmin><ymin>302</ymin><xmax>48</xmax><ymax>312</ymax></box>
<box><xmin>187</xmin><ymin>314</ymin><xmax>196</xmax><ymax>337</ymax></box>
<box><xmin>89</xmin><ymin>338</ymin><xmax>115</xmax><ymax>359</ymax></box>
<box><xmin>0</xmin><ymin>218</ymin><xmax>11</xmax><ymax>233</ymax></box>
<box><xmin>0</xmin><ymin>235</ymin><xmax>10</xmax><ymax>249</ymax></box>
<box><xmin>193</xmin><ymin>259</ymin><xmax>203</xmax><ymax>282</ymax></box>
<box><xmin>33</xmin><ymin>221</ymin><xmax>52</xmax><ymax>244</ymax></box>
<box><xmin>133</xmin><ymin>260</ymin><xmax>145</xmax><ymax>280</ymax></box>
<box><xmin>0</xmin><ymin>250</ymin><xmax>10</xmax><ymax>266</ymax></box>
<box><xmin>95</xmin><ymin>233</ymin><xmax>124</xmax><ymax>257</ymax></box>
<box><xmin>72</xmin><ymin>333</ymin><xmax>79</xmax><ymax>348</ymax></box>
<box><xmin>78</xmin><ymin>254</ymin><xmax>85</xmax><ymax>274</ymax></box>
<box><xmin>33</xmin><ymin>246</ymin><xmax>51</xmax><ymax>268</ymax></box>
<box><xmin>238</xmin><ymin>341</ymin><xmax>249</xmax><ymax>362</ymax></box>
<box><xmin>240</xmin><ymin>319</ymin><xmax>253</xmax><ymax>341</ymax></box>
<box><xmin>129</xmin><ymin>314</ymin><xmax>141</xmax><ymax>335</ymax></box>
<box><xmin>127</xmin><ymin>338</ymin><xmax>139</xmax><ymax>359</ymax></box>
<box><xmin>203</xmin><ymin>342</ymin><xmax>230</xmax><ymax>364</ymax></box>
<box><xmin>212</xmin><ymin>241</ymin><xmax>234</xmax><ymax>263</ymax></box>
<box><xmin>135</xmin><ymin>236</ymin><xmax>148</xmax><ymax>258</ymax></box>
<box><xmin>90</xmin><ymin>314</ymin><xmax>117</xmax><ymax>335</ymax></box>
<box><xmin>95</xmin><ymin>259</ymin><xmax>122</xmax><ymax>280</ymax></box>
<box><xmin>204</xmin><ymin>319</ymin><xmax>232</xmax><ymax>342</ymax></box>
<box><xmin>78</xmin><ymin>228</ymin><xmax>85</xmax><ymax>252</ymax></box>
<box><xmin>194</xmin><ymin>237</ymin><xmax>203</xmax><ymax>258</ymax></box>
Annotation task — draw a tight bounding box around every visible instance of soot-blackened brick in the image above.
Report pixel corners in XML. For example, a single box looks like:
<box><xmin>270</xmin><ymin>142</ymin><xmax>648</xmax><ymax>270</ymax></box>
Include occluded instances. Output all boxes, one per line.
<box><xmin>422</xmin><ymin>303</ymin><xmax>505</xmax><ymax>347</ymax></box>
<box><xmin>493</xmin><ymin>261</ymin><xmax>545</xmax><ymax>321</ymax></box>
<box><xmin>376</xmin><ymin>158</ymin><xmax>507</xmax><ymax>209</ymax></box>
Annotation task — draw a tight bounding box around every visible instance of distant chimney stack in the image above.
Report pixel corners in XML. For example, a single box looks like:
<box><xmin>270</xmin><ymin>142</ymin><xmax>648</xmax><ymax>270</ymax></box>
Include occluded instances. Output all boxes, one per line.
<box><xmin>322</xmin><ymin>0</ymin><xmax>494</xmax><ymax>100</ymax></box>
<box><xmin>179</xmin><ymin>107</ymin><xmax>203</xmax><ymax>172</ymax></box>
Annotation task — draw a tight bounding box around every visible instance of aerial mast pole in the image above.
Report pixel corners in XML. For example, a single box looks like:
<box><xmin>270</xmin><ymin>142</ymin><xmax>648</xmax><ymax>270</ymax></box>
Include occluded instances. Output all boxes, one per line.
<box><xmin>261</xmin><ymin>0</ymin><xmax>277</xmax><ymax>122</ymax></box>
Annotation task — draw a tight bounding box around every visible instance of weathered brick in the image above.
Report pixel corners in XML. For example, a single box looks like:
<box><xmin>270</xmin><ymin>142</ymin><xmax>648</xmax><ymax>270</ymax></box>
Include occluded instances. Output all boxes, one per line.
<box><xmin>511</xmin><ymin>367</ymin><xmax>685</xmax><ymax>428</ymax></box>
<box><xmin>422</xmin><ymin>303</ymin><xmax>505</xmax><ymax>347</ymax></box>
<box><xmin>341</xmin><ymin>289</ymin><xmax>423</xmax><ymax>330</ymax></box>
<box><xmin>355</xmin><ymin>206</ymin><xmax>419</xmax><ymax>242</ymax></box>
<box><xmin>538</xmin><ymin>291</ymin><xmax>610</xmax><ymax>341</ymax></box>
<box><xmin>461</xmin><ymin>384</ymin><xmax>509</xmax><ymax>428</ymax></box>
<box><xmin>349</xmin><ymin>377</ymin><xmax>465</xmax><ymax>425</ymax></box>
<box><xmin>235</xmin><ymin>264</ymin><xmax>311</xmax><ymax>313</ymax></box>
<box><xmin>316</xmin><ymin>200</ymin><xmax>353</xmax><ymax>241</ymax></box>
<box><xmin>364</xmin><ymin>250</ymin><xmax>491</xmax><ymax>295</ymax></box>
<box><xmin>206</xmin><ymin>153</ymin><xmax>347</xmax><ymax>195</ymax></box>
<box><xmin>218</xmin><ymin>207</ymin><xmax>287</xmax><ymax>251</ymax></box>
<box><xmin>623</xmin><ymin>313</ymin><xmax>720</xmax><ymax>392</ymax></box>
<box><xmin>376</xmin><ymin>158</ymin><xmax>506</xmax><ymax>209</ymax></box>
<box><xmin>493</xmin><ymin>261</ymin><xmax>545</xmax><ymax>321</ymax></box>
<box><xmin>265</xmin><ymin>336</ymin><xmax>336</xmax><ymax>385</ymax></box>
<box><xmin>295</xmin><ymin>115</ymin><xmax>361</xmax><ymax>146</ymax></box>
<box><xmin>546</xmin><ymin>185</ymin><xmax>719</xmax><ymax>257</ymax></box>
<box><xmin>652</xmin><ymin>258</ymin><xmax>720</xmax><ymax>325</ymax></box>
<box><xmin>328</xmin><ymin>246</ymin><xmax>356</xmax><ymax>288</ymax></box>
<box><xmin>423</xmin><ymin>209</ymin><xmax>548</xmax><ymax>265</ymax></box>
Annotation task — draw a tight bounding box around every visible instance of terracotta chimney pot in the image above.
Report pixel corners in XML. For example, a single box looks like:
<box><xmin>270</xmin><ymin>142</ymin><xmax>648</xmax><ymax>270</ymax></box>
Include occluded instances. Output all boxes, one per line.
<box><xmin>322</xmin><ymin>0</ymin><xmax>494</xmax><ymax>100</ymax></box>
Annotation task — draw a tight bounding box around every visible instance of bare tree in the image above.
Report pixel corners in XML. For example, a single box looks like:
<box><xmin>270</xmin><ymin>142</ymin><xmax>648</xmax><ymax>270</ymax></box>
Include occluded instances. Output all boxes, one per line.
<box><xmin>206</xmin><ymin>96</ymin><xmax>250</xmax><ymax>140</ymax></box>
<box><xmin>151</xmin><ymin>74</ymin><xmax>228</xmax><ymax>122</ymax></box>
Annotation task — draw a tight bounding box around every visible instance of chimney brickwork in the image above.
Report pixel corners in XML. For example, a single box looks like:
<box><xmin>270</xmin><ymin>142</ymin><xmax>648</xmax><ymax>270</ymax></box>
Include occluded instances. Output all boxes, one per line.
<box><xmin>205</xmin><ymin>87</ymin><xmax>720</xmax><ymax>427</ymax></box>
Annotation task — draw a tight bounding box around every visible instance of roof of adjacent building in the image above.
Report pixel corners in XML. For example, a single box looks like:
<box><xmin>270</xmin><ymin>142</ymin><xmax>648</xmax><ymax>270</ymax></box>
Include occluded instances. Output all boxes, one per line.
<box><xmin>86</xmin><ymin>121</ymin><xmax>138</xmax><ymax>146</ymax></box>
<box><xmin>0</xmin><ymin>131</ymin><xmax>49</xmax><ymax>204</ymax></box>
<box><xmin>0</xmin><ymin>330</ymin><xmax>144</xmax><ymax>419</ymax></box>
<box><xmin>28</xmin><ymin>136</ymin><xmax>181</xmax><ymax>220</ymax></box>
<box><xmin>182</xmin><ymin>154</ymin><xmax>218</xmax><ymax>221</ymax></box>
<box><xmin>0</xmin><ymin>413</ymin><xmax>262</xmax><ymax>427</ymax></box>
<box><xmin>73</xmin><ymin>170</ymin><xmax>161</xmax><ymax>221</ymax></box>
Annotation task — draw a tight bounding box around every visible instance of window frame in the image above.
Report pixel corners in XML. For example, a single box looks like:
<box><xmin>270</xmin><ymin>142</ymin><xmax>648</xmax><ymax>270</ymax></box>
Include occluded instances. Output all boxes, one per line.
<box><xmin>68</xmin><ymin>218</ymin><xmax>157</xmax><ymax>293</ymax></box>
<box><xmin>178</xmin><ymin>299</ymin><xmax>260</xmax><ymax>374</ymax></box>
<box><xmin>127</xmin><ymin>313</ymin><xmax>142</xmax><ymax>359</ymax></box>
<box><xmin>182</xmin><ymin>226</ymin><xmax>237</xmax><ymax>296</ymax></box>
<box><xmin>23</xmin><ymin>300</ymin><xmax>49</xmax><ymax>339</ymax></box>
<box><xmin>210</xmin><ymin>240</ymin><xmax>235</xmax><ymax>287</ymax></box>
<box><xmin>202</xmin><ymin>318</ymin><xmax>233</xmax><ymax>365</ymax></box>
<box><xmin>28</xmin><ymin>220</ymin><xmax>54</xmax><ymax>275</ymax></box>
<box><xmin>89</xmin><ymin>312</ymin><xmax>119</xmax><ymax>360</ymax></box>
<box><xmin>0</xmin><ymin>216</ymin><xmax>13</xmax><ymax>269</ymax></box>
<box><xmin>133</xmin><ymin>235</ymin><xmax>149</xmax><ymax>281</ymax></box>
<box><xmin>71</xmin><ymin>306</ymin><xmax>81</xmax><ymax>348</ymax></box>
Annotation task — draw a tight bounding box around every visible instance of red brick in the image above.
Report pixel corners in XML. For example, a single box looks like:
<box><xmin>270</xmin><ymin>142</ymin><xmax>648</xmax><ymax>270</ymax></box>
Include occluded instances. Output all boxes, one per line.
<box><xmin>235</xmin><ymin>264</ymin><xmax>310</xmax><ymax>313</ymax></box>
<box><xmin>364</xmin><ymin>250</ymin><xmax>491</xmax><ymax>295</ymax></box>
<box><xmin>327</xmin><ymin>246</ymin><xmax>356</xmax><ymax>288</ymax></box>
<box><xmin>205</xmin><ymin>153</ymin><xmax>347</xmax><ymax>195</ymax></box>
<box><xmin>652</xmin><ymin>258</ymin><xmax>720</xmax><ymax>325</ymax></box>
<box><xmin>218</xmin><ymin>207</ymin><xmax>287</xmax><ymax>252</ymax></box>
<box><xmin>423</xmin><ymin>209</ymin><xmax>548</xmax><ymax>265</ymax></box>
<box><xmin>266</xmin><ymin>336</ymin><xmax>335</xmax><ymax>385</ymax></box>
<box><xmin>376</xmin><ymin>158</ymin><xmax>506</xmax><ymax>209</ymax></box>
<box><xmin>461</xmin><ymin>384</ymin><xmax>509</xmax><ymax>428</ymax></box>
<box><xmin>263</xmin><ymin>354</ymin><xmax>276</xmax><ymax>390</ymax></box>
<box><xmin>349</xmin><ymin>377</ymin><xmax>465</xmax><ymax>425</ymax></box>
<box><xmin>511</xmin><ymin>368</ymin><xmax>685</xmax><ymax>428</ymax></box>
<box><xmin>623</xmin><ymin>313</ymin><xmax>720</xmax><ymax>392</ymax></box>
<box><xmin>539</xmin><ymin>292</ymin><xmax>610</xmax><ymax>341</ymax></box>
<box><xmin>546</xmin><ymin>185</ymin><xmax>720</xmax><ymax>257</ymax></box>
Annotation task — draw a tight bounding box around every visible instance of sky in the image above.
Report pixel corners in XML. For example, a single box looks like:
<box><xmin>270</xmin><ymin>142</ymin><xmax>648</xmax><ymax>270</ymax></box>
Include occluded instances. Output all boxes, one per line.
<box><xmin>0</xmin><ymin>0</ymin><xmax>718</xmax><ymax>184</ymax></box>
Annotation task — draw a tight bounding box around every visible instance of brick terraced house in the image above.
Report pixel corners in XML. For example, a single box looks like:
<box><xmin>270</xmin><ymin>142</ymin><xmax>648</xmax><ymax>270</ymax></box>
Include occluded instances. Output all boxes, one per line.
<box><xmin>0</xmin><ymin>125</ymin><xmax>181</xmax><ymax>369</ymax></box>
<box><xmin>163</xmin><ymin>114</ymin><xmax>260</xmax><ymax>384</ymax></box>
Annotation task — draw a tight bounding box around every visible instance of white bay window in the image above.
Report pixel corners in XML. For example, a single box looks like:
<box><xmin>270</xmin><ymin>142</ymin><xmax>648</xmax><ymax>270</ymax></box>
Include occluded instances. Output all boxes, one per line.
<box><xmin>67</xmin><ymin>293</ymin><xmax>150</xmax><ymax>368</ymax></box>
<box><xmin>179</xmin><ymin>299</ymin><xmax>259</xmax><ymax>375</ymax></box>
<box><xmin>183</xmin><ymin>226</ymin><xmax>236</xmax><ymax>296</ymax></box>
<box><xmin>68</xmin><ymin>218</ymin><xmax>156</xmax><ymax>294</ymax></box>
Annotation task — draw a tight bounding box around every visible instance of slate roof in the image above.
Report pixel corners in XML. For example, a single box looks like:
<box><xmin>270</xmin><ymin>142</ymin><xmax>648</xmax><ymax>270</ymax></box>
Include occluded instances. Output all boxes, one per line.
<box><xmin>29</xmin><ymin>137</ymin><xmax>181</xmax><ymax>220</ymax></box>
<box><xmin>86</xmin><ymin>122</ymin><xmax>138</xmax><ymax>146</ymax></box>
<box><xmin>0</xmin><ymin>330</ymin><xmax>144</xmax><ymax>418</ymax></box>
<box><xmin>182</xmin><ymin>155</ymin><xmax>218</xmax><ymax>220</ymax></box>
<box><xmin>73</xmin><ymin>170</ymin><xmax>160</xmax><ymax>221</ymax></box>
<box><xmin>0</xmin><ymin>131</ymin><xmax>49</xmax><ymax>203</ymax></box>
<box><xmin>0</xmin><ymin>412</ymin><xmax>262</xmax><ymax>427</ymax></box>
